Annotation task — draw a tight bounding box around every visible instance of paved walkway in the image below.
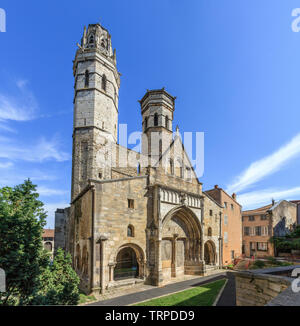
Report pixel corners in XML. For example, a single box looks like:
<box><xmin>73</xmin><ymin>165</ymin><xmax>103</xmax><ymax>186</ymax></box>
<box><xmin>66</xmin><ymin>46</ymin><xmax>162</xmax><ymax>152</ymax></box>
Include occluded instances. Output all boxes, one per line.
<box><xmin>216</xmin><ymin>272</ymin><xmax>236</xmax><ymax>306</ymax></box>
<box><xmin>89</xmin><ymin>271</ymin><xmax>236</xmax><ymax>306</ymax></box>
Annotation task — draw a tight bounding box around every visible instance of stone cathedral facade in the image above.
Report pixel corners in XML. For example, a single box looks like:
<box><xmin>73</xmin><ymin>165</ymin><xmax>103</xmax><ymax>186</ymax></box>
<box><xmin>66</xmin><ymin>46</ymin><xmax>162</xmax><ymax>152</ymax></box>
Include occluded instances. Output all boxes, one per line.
<box><xmin>55</xmin><ymin>23</ymin><xmax>224</xmax><ymax>294</ymax></box>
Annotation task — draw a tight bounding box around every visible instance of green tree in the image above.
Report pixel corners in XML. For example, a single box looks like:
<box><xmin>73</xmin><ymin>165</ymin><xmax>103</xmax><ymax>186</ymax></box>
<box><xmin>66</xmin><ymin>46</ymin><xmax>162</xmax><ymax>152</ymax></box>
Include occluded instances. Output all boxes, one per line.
<box><xmin>0</xmin><ymin>179</ymin><xmax>48</xmax><ymax>305</ymax></box>
<box><xmin>33</xmin><ymin>248</ymin><xmax>80</xmax><ymax>305</ymax></box>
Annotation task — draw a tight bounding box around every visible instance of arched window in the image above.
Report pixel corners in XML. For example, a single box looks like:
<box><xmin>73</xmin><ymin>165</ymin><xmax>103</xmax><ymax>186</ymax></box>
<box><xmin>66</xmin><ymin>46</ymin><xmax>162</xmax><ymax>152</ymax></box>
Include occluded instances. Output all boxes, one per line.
<box><xmin>101</xmin><ymin>38</ymin><xmax>106</xmax><ymax>49</ymax></box>
<box><xmin>127</xmin><ymin>225</ymin><xmax>134</xmax><ymax>237</ymax></box>
<box><xmin>170</xmin><ymin>159</ymin><xmax>174</xmax><ymax>175</ymax></box>
<box><xmin>178</xmin><ymin>159</ymin><xmax>184</xmax><ymax>178</ymax></box>
<box><xmin>186</xmin><ymin>166</ymin><xmax>191</xmax><ymax>180</ymax></box>
<box><xmin>101</xmin><ymin>74</ymin><xmax>107</xmax><ymax>91</ymax></box>
<box><xmin>144</xmin><ymin>117</ymin><xmax>148</xmax><ymax>131</ymax></box>
<box><xmin>165</xmin><ymin>116</ymin><xmax>169</xmax><ymax>129</ymax></box>
<box><xmin>208</xmin><ymin>227</ymin><xmax>212</xmax><ymax>237</ymax></box>
<box><xmin>84</xmin><ymin>70</ymin><xmax>89</xmax><ymax>88</ymax></box>
<box><xmin>89</xmin><ymin>34</ymin><xmax>94</xmax><ymax>44</ymax></box>
<box><xmin>154</xmin><ymin>113</ymin><xmax>158</xmax><ymax>126</ymax></box>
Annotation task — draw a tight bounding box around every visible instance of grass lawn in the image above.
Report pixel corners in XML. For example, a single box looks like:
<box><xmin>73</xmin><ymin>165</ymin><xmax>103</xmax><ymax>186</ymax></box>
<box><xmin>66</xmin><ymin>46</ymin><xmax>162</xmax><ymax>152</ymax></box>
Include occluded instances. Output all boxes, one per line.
<box><xmin>134</xmin><ymin>279</ymin><xmax>226</xmax><ymax>306</ymax></box>
<box><xmin>79</xmin><ymin>293</ymin><xmax>97</xmax><ymax>305</ymax></box>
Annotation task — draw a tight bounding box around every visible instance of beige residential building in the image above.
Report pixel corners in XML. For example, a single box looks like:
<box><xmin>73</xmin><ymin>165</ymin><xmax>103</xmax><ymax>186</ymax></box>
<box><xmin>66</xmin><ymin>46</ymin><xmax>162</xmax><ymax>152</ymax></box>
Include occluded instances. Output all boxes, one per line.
<box><xmin>242</xmin><ymin>200</ymin><xmax>297</xmax><ymax>258</ymax></box>
<box><xmin>42</xmin><ymin>229</ymin><xmax>54</xmax><ymax>260</ymax></box>
<box><xmin>205</xmin><ymin>185</ymin><xmax>242</xmax><ymax>265</ymax></box>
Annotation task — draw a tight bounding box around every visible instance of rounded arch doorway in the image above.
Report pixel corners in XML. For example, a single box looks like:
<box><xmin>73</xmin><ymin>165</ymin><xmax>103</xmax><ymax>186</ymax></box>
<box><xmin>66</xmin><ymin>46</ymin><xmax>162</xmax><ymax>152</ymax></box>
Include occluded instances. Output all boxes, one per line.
<box><xmin>114</xmin><ymin>247</ymin><xmax>139</xmax><ymax>280</ymax></box>
<box><xmin>204</xmin><ymin>240</ymin><xmax>216</xmax><ymax>265</ymax></box>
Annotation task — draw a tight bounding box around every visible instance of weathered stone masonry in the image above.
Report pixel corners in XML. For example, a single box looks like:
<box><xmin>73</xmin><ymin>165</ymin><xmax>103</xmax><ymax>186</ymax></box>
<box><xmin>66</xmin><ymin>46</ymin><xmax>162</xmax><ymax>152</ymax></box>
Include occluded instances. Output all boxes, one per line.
<box><xmin>55</xmin><ymin>23</ymin><xmax>224</xmax><ymax>294</ymax></box>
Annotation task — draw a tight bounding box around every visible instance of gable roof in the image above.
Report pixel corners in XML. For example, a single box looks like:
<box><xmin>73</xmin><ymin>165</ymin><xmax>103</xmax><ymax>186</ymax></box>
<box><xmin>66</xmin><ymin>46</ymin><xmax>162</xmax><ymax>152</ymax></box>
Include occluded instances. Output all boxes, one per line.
<box><xmin>243</xmin><ymin>200</ymin><xmax>298</xmax><ymax>216</ymax></box>
<box><xmin>203</xmin><ymin>191</ymin><xmax>224</xmax><ymax>209</ymax></box>
<box><xmin>290</xmin><ymin>200</ymin><xmax>300</xmax><ymax>205</ymax></box>
<box><xmin>242</xmin><ymin>203</ymin><xmax>273</xmax><ymax>216</ymax></box>
<box><xmin>43</xmin><ymin>229</ymin><xmax>54</xmax><ymax>238</ymax></box>
<box><xmin>205</xmin><ymin>187</ymin><xmax>242</xmax><ymax>207</ymax></box>
<box><xmin>154</xmin><ymin>131</ymin><xmax>202</xmax><ymax>185</ymax></box>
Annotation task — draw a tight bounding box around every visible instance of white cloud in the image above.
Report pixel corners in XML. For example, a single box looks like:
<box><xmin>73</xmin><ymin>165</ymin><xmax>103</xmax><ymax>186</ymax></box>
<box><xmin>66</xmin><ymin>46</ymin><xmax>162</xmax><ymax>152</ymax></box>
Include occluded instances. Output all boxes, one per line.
<box><xmin>227</xmin><ymin>133</ymin><xmax>300</xmax><ymax>194</ymax></box>
<box><xmin>0</xmin><ymin>136</ymin><xmax>70</xmax><ymax>163</ymax></box>
<box><xmin>0</xmin><ymin>162</ymin><xmax>13</xmax><ymax>169</ymax></box>
<box><xmin>37</xmin><ymin>186</ymin><xmax>69</xmax><ymax>197</ymax></box>
<box><xmin>0</xmin><ymin>94</ymin><xmax>36</xmax><ymax>122</ymax></box>
<box><xmin>237</xmin><ymin>187</ymin><xmax>300</xmax><ymax>209</ymax></box>
<box><xmin>0</xmin><ymin>122</ymin><xmax>16</xmax><ymax>133</ymax></box>
<box><xmin>0</xmin><ymin>79</ymin><xmax>37</xmax><ymax>122</ymax></box>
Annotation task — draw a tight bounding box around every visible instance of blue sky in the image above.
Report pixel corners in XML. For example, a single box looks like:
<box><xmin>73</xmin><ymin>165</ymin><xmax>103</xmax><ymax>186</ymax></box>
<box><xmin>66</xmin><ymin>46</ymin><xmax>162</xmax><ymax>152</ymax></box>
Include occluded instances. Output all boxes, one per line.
<box><xmin>0</xmin><ymin>0</ymin><xmax>300</xmax><ymax>228</ymax></box>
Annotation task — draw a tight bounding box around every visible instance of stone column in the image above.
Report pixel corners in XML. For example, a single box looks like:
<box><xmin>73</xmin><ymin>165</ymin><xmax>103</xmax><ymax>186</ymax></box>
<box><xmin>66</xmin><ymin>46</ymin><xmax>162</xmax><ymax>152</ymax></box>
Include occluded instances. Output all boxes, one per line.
<box><xmin>97</xmin><ymin>236</ymin><xmax>108</xmax><ymax>294</ymax></box>
<box><xmin>171</xmin><ymin>234</ymin><xmax>178</xmax><ymax>277</ymax></box>
<box><xmin>108</xmin><ymin>263</ymin><xmax>116</xmax><ymax>282</ymax></box>
<box><xmin>155</xmin><ymin>239</ymin><xmax>163</xmax><ymax>286</ymax></box>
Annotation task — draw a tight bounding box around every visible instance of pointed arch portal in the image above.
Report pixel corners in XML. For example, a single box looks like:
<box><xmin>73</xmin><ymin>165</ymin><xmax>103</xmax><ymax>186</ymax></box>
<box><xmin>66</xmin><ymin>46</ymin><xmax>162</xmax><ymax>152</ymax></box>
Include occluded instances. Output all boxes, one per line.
<box><xmin>161</xmin><ymin>206</ymin><xmax>203</xmax><ymax>279</ymax></box>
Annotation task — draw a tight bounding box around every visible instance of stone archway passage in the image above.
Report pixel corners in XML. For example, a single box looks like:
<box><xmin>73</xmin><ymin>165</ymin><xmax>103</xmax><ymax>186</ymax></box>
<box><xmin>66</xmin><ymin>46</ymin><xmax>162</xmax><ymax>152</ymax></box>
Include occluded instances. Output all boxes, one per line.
<box><xmin>114</xmin><ymin>247</ymin><xmax>139</xmax><ymax>280</ymax></box>
<box><xmin>204</xmin><ymin>241</ymin><xmax>216</xmax><ymax>265</ymax></box>
<box><xmin>44</xmin><ymin>241</ymin><xmax>52</xmax><ymax>252</ymax></box>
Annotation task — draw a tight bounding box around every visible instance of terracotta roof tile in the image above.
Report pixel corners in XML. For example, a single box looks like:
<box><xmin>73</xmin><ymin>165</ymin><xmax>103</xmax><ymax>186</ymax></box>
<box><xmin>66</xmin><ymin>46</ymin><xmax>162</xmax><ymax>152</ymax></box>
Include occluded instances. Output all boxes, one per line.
<box><xmin>43</xmin><ymin>229</ymin><xmax>54</xmax><ymax>238</ymax></box>
<box><xmin>242</xmin><ymin>203</ymin><xmax>273</xmax><ymax>216</ymax></box>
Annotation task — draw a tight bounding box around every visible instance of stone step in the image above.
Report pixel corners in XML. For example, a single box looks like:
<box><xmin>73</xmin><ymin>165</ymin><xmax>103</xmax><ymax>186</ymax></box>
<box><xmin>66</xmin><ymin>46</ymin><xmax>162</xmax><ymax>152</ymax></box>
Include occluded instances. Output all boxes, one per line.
<box><xmin>106</xmin><ymin>278</ymin><xmax>145</xmax><ymax>292</ymax></box>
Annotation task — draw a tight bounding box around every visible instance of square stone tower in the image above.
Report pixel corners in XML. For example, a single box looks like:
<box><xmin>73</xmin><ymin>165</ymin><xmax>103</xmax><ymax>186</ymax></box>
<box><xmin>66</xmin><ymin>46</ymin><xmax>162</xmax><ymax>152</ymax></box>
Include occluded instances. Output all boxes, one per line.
<box><xmin>71</xmin><ymin>24</ymin><xmax>121</xmax><ymax>199</ymax></box>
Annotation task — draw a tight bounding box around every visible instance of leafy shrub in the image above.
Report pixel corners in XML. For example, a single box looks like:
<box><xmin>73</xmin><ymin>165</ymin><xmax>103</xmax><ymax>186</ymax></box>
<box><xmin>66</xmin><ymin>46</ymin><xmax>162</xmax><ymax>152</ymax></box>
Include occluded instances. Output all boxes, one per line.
<box><xmin>251</xmin><ymin>260</ymin><xmax>265</xmax><ymax>269</ymax></box>
<box><xmin>32</xmin><ymin>248</ymin><xmax>80</xmax><ymax>305</ymax></box>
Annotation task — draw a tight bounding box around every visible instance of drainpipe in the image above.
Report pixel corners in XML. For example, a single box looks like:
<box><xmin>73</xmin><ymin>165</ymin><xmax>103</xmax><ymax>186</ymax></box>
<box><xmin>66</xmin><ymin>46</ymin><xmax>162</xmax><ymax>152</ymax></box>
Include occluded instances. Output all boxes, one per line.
<box><xmin>219</xmin><ymin>212</ymin><xmax>223</xmax><ymax>268</ymax></box>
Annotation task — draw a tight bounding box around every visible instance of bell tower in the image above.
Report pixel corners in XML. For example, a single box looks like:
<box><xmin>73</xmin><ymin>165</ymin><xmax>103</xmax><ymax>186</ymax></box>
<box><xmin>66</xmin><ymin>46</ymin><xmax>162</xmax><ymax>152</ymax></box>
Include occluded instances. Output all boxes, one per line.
<box><xmin>140</xmin><ymin>88</ymin><xmax>175</xmax><ymax>162</ymax></box>
<box><xmin>71</xmin><ymin>23</ymin><xmax>121</xmax><ymax>199</ymax></box>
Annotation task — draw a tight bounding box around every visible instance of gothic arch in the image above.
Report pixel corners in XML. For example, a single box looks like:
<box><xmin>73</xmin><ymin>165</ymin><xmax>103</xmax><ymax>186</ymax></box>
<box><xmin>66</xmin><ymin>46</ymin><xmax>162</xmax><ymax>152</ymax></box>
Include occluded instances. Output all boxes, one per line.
<box><xmin>162</xmin><ymin>205</ymin><xmax>202</xmax><ymax>240</ymax></box>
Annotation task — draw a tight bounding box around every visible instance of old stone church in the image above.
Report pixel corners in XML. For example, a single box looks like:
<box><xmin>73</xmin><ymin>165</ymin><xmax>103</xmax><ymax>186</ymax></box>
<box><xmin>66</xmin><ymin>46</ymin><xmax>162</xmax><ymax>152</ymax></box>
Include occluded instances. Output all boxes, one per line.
<box><xmin>55</xmin><ymin>23</ymin><xmax>224</xmax><ymax>294</ymax></box>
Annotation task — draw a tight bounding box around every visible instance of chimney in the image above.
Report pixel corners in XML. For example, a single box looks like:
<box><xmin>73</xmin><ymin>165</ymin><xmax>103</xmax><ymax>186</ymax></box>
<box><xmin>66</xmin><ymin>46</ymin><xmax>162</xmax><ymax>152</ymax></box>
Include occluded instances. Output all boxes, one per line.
<box><xmin>232</xmin><ymin>193</ymin><xmax>236</xmax><ymax>200</ymax></box>
<box><xmin>214</xmin><ymin>185</ymin><xmax>218</xmax><ymax>189</ymax></box>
